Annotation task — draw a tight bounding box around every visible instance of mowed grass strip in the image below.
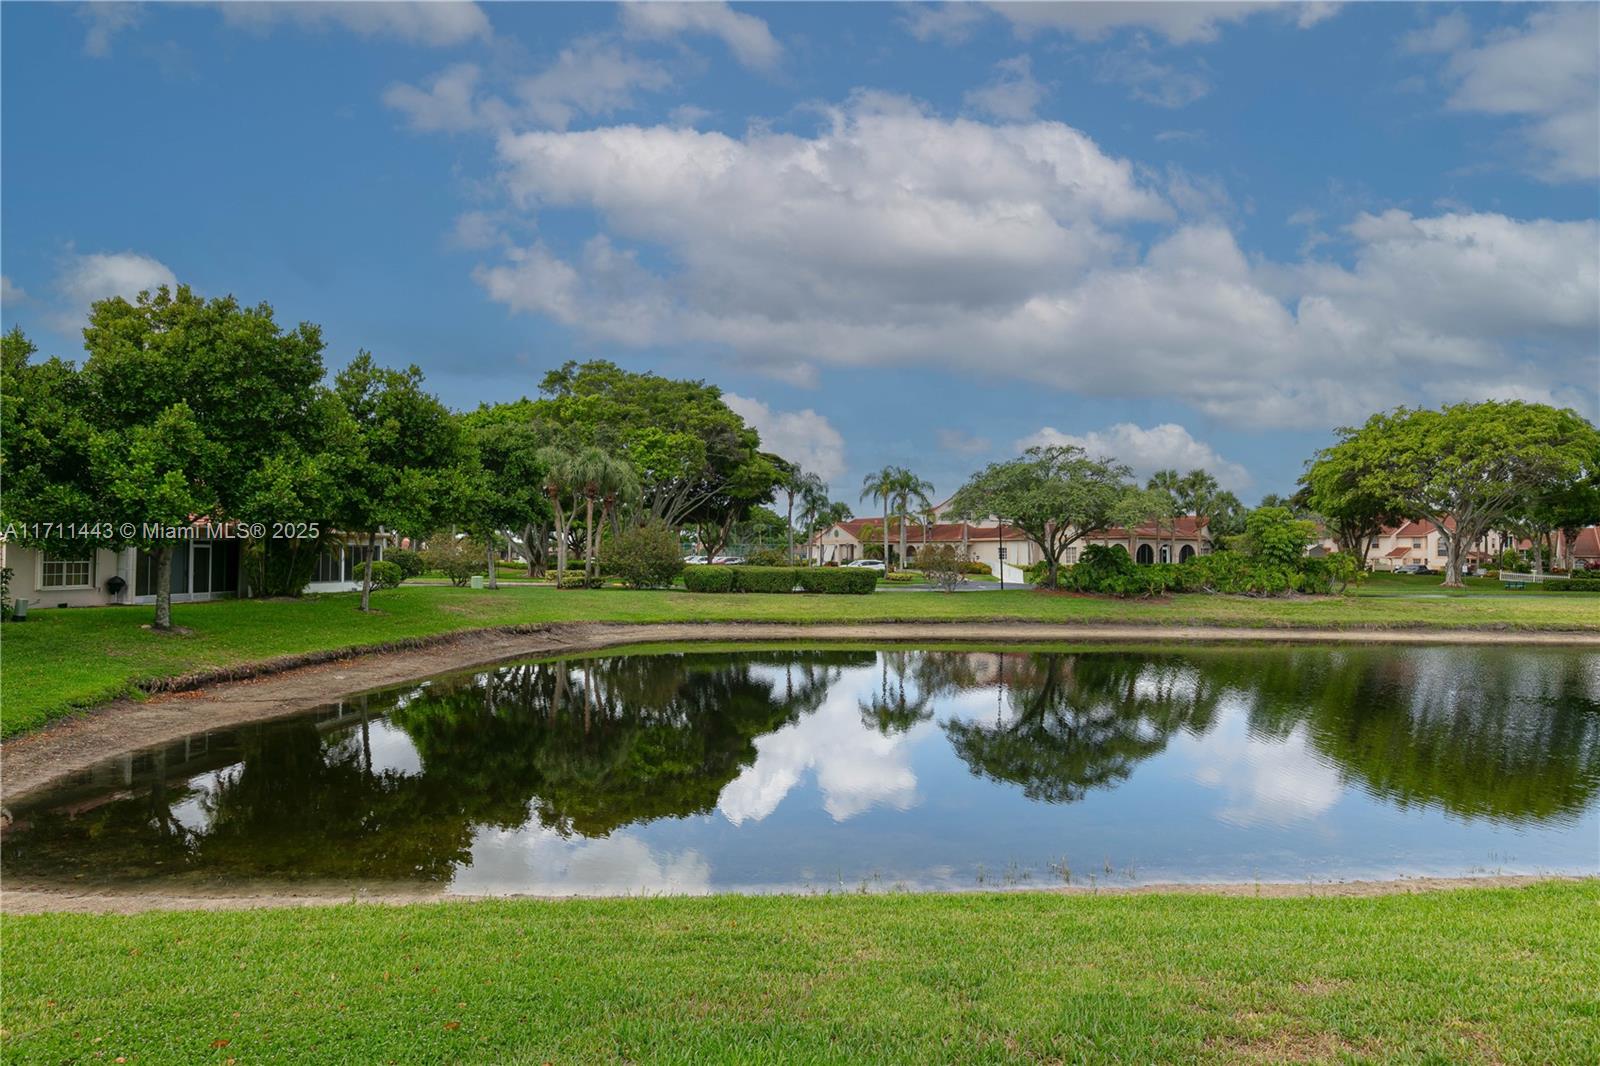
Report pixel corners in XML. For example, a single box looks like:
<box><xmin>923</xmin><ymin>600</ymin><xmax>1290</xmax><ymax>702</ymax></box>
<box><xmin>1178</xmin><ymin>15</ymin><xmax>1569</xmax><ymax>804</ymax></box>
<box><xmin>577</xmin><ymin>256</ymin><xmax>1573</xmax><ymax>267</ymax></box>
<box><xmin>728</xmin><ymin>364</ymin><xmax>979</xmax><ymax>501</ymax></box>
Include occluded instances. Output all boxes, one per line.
<box><xmin>3</xmin><ymin>883</ymin><xmax>1597</xmax><ymax>1064</ymax></box>
<box><xmin>4</xmin><ymin>583</ymin><xmax>1597</xmax><ymax>736</ymax></box>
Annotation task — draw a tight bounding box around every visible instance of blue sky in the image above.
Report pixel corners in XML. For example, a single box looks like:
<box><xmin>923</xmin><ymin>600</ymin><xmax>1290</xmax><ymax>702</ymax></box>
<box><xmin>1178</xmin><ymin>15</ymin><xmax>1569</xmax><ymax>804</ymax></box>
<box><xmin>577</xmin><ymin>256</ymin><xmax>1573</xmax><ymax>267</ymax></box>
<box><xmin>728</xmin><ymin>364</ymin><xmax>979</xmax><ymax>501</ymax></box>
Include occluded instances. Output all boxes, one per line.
<box><xmin>3</xmin><ymin>2</ymin><xmax>1597</xmax><ymax>506</ymax></box>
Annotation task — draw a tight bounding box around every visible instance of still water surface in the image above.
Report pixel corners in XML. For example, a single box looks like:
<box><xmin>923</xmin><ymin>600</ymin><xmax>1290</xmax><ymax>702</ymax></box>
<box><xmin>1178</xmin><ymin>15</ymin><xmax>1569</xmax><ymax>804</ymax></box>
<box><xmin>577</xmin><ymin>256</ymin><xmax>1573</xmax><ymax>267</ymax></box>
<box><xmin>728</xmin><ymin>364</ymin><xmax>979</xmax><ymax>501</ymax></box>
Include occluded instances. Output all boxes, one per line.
<box><xmin>6</xmin><ymin>645</ymin><xmax>1598</xmax><ymax>894</ymax></box>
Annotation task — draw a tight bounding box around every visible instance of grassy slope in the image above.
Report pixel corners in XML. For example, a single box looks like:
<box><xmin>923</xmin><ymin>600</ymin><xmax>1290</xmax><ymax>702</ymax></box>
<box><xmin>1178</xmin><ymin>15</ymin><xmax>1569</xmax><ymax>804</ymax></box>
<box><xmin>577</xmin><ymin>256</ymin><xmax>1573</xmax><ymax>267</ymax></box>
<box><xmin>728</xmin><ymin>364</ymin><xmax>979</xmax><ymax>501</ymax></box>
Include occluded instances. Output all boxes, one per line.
<box><xmin>3</xmin><ymin>884</ymin><xmax>1596</xmax><ymax>1064</ymax></box>
<box><xmin>4</xmin><ymin>582</ymin><xmax>1597</xmax><ymax>736</ymax></box>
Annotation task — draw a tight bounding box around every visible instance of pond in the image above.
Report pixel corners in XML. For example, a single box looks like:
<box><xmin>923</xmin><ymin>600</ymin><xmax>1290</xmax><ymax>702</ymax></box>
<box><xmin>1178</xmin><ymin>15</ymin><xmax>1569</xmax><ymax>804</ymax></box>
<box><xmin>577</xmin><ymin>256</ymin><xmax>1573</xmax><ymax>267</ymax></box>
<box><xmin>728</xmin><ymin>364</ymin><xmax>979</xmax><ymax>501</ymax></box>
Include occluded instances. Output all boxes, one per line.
<box><xmin>5</xmin><ymin>645</ymin><xmax>1598</xmax><ymax>895</ymax></box>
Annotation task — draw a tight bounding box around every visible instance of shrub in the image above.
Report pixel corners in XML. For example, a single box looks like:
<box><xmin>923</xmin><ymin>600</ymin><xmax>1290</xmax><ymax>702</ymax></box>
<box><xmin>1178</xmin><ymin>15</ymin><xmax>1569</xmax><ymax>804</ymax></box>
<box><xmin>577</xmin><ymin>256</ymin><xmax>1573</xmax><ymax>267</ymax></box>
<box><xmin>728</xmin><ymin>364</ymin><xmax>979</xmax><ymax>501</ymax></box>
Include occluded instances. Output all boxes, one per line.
<box><xmin>605</xmin><ymin>523</ymin><xmax>685</xmax><ymax>589</ymax></box>
<box><xmin>962</xmin><ymin>560</ymin><xmax>992</xmax><ymax>575</ymax></box>
<box><xmin>383</xmin><ymin>549</ymin><xmax>426</xmax><ymax>580</ymax></box>
<box><xmin>745</xmin><ymin>548</ymin><xmax>788</xmax><ymax>567</ymax></box>
<box><xmin>917</xmin><ymin>545</ymin><xmax>970</xmax><ymax>592</ymax></box>
<box><xmin>683</xmin><ymin>565</ymin><xmax>735</xmax><ymax>593</ymax></box>
<box><xmin>733</xmin><ymin>566</ymin><xmax>801</xmax><ymax>594</ymax></box>
<box><xmin>883</xmin><ymin>570</ymin><xmax>920</xmax><ymax>584</ymax></box>
<box><xmin>558</xmin><ymin>573</ymin><xmax>605</xmax><ymax>589</ymax></box>
<box><xmin>1178</xmin><ymin>551</ymin><xmax>1297</xmax><ymax>596</ymax></box>
<box><xmin>351</xmin><ymin>559</ymin><xmax>404</xmax><ymax>591</ymax></box>
<box><xmin>421</xmin><ymin>537</ymin><xmax>486</xmax><ymax>587</ymax></box>
<box><xmin>1060</xmin><ymin>544</ymin><xmax>1138</xmax><ymax>592</ymax></box>
<box><xmin>796</xmin><ymin>567</ymin><xmax>878</xmax><ymax>594</ymax></box>
<box><xmin>1546</xmin><ymin>578</ymin><xmax>1600</xmax><ymax>592</ymax></box>
<box><xmin>0</xmin><ymin>565</ymin><xmax>11</xmax><ymax>621</ymax></box>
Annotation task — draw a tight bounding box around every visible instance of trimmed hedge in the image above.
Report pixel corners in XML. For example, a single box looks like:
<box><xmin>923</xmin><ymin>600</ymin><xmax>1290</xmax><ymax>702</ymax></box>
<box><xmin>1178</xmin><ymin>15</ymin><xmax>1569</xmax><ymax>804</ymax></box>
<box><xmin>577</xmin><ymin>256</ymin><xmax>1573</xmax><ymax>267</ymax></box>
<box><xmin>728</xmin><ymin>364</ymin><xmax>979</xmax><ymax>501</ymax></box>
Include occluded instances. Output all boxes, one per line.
<box><xmin>682</xmin><ymin>565</ymin><xmax>735</xmax><ymax>593</ymax></box>
<box><xmin>684</xmin><ymin>565</ymin><xmax>877</xmax><ymax>594</ymax></box>
<box><xmin>734</xmin><ymin>566</ymin><xmax>803</xmax><ymax>594</ymax></box>
<box><xmin>796</xmin><ymin>567</ymin><xmax>878</xmax><ymax>595</ymax></box>
<box><xmin>557</xmin><ymin>573</ymin><xmax>606</xmax><ymax>589</ymax></box>
<box><xmin>1546</xmin><ymin>578</ymin><xmax>1600</xmax><ymax>592</ymax></box>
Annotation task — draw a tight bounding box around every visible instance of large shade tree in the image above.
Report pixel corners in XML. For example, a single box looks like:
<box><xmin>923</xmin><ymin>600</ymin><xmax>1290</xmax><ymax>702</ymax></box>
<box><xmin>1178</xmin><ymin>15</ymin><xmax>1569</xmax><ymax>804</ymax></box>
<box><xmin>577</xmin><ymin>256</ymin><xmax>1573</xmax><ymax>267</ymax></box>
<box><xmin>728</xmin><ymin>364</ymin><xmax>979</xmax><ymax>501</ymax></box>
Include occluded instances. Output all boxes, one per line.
<box><xmin>332</xmin><ymin>352</ymin><xmax>465</xmax><ymax>611</ymax></box>
<box><xmin>4</xmin><ymin>287</ymin><xmax>330</xmax><ymax>628</ymax></box>
<box><xmin>944</xmin><ymin>446</ymin><xmax>1140</xmax><ymax>587</ymax></box>
<box><xmin>1314</xmin><ymin>401</ymin><xmax>1600</xmax><ymax>587</ymax></box>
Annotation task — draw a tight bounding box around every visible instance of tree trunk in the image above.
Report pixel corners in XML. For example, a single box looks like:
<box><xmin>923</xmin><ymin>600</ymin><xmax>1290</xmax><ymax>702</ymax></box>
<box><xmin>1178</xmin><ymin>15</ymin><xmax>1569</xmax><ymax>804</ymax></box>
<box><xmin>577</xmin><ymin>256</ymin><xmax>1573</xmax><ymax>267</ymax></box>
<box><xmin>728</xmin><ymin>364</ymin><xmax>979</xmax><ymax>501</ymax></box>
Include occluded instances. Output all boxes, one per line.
<box><xmin>1531</xmin><ymin>532</ymin><xmax>1545</xmax><ymax>578</ymax></box>
<box><xmin>553</xmin><ymin>504</ymin><xmax>569</xmax><ymax>583</ymax></box>
<box><xmin>360</xmin><ymin>531</ymin><xmax>376</xmax><ymax>611</ymax></box>
<box><xmin>486</xmin><ymin>538</ymin><xmax>498</xmax><ymax>589</ymax></box>
<box><xmin>786</xmin><ymin>493</ymin><xmax>795</xmax><ymax>563</ymax></box>
<box><xmin>882</xmin><ymin>498</ymin><xmax>890</xmax><ymax>570</ymax></box>
<box><xmin>1441</xmin><ymin>531</ymin><xmax>1464</xmax><ymax>589</ymax></box>
<box><xmin>898</xmin><ymin>507</ymin><xmax>908</xmax><ymax>570</ymax></box>
<box><xmin>523</xmin><ymin>524</ymin><xmax>537</xmax><ymax>578</ymax></box>
<box><xmin>152</xmin><ymin>544</ymin><xmax>173</xmax><ymax>630</ymax></box>
<box><xmin>584</xmin><ymin>496</ymin><xmax>596</xmax><ymax>581</ymax></box>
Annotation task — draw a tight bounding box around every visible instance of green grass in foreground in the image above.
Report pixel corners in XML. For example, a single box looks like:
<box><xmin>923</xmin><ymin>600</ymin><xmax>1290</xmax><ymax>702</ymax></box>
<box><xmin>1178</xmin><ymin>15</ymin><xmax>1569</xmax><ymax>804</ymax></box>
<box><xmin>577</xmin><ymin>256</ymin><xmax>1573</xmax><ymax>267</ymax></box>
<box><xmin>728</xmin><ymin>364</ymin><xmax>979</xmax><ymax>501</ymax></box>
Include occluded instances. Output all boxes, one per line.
<box><xmin>3</xmin><ymin>582</ymin><xmax>1597</xmax><ymax>736</ymax></box>
<box><xmin>3</xmin><ymin>883</ymin><xmax>1596</xmax><ymax>1064</ymax></box>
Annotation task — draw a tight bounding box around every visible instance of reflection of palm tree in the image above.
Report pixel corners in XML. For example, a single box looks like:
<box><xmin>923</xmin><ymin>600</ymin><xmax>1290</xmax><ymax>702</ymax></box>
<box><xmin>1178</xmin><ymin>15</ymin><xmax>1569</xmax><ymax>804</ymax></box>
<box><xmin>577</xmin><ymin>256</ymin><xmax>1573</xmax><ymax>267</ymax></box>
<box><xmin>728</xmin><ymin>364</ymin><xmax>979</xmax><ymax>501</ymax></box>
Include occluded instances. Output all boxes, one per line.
<box><xmin>859</xmin><ymin>651</ymin><xmax>933</xmax><ymax>735</ymax></box>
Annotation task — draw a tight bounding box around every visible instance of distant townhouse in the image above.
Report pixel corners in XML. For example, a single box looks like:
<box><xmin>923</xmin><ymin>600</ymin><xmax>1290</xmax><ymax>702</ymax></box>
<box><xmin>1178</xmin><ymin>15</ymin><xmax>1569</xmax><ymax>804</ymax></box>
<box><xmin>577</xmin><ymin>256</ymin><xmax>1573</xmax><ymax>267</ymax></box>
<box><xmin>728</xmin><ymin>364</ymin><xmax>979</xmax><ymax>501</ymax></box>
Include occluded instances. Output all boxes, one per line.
<box><xmin>2</xmin><ymin>525</ymin><xmax>392</xmax><ymax>610</ymax></box>
<box><xmin>807</xmin><ymin>513</ymin><xmax>1212</xmax><ymax>571</ymax></box>
<box><xmin>1364</xmin><ymin>519</ymin><xmax>1503</xmax><ymax>571</ymax></box>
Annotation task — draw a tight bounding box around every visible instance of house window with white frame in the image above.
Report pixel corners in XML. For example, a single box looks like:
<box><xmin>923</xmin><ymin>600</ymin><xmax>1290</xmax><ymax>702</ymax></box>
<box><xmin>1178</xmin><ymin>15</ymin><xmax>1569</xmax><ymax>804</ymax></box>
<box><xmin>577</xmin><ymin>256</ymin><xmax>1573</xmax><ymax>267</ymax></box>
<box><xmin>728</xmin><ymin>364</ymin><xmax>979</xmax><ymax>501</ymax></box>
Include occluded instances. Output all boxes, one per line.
<box><xmin>41</xmin><ymin>554</ymin><xmax>94</xmax><ymax>589</ymax></box>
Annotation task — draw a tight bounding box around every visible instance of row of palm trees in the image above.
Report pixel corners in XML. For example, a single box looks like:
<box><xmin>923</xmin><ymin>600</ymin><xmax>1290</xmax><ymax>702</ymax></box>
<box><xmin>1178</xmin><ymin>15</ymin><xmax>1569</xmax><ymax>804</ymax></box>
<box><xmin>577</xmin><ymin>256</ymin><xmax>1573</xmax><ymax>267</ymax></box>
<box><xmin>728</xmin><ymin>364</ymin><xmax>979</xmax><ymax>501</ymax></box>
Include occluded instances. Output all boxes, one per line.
<box><xmin>861</xmin><ymin>465</ymin><xmax>937</xmax><ymax>569</ymax></box>
<box><xmin>537</xmin><ymin>446</ymin><xmax>639</xmax><ymax>584</ymax></box>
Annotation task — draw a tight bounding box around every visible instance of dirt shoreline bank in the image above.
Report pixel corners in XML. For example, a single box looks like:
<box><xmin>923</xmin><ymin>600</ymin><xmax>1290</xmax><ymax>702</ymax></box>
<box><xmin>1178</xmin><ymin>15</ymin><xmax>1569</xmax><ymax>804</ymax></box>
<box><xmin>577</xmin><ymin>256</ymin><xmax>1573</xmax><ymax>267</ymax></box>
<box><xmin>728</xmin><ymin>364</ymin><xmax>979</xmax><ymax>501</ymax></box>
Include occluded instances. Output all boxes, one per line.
<box><xmin>5</xmin><ymin>619</ymin><xmax>1599</xmax><ymax>803</ymax></box>
<box><xmin>1</xmin><ymin>875</ymin><xmax>1584</xmax><ymax>916</ymax></box>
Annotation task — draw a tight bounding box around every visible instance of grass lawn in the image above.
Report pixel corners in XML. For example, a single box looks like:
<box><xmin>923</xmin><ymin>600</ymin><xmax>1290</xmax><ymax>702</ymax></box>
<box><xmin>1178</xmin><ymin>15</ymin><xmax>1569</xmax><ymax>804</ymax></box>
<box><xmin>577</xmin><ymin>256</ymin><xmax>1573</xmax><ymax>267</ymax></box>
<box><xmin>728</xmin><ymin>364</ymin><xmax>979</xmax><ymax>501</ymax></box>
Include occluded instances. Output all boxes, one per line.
<box><xmin>3</xmin><ymin>882</ymin><xmax>1596</xmax><ymax>1064</ymax></box>
<box><xmin>4</xmin><ymin>582</ymin><xmax>1597</xmax><ymax>737</ymax></box>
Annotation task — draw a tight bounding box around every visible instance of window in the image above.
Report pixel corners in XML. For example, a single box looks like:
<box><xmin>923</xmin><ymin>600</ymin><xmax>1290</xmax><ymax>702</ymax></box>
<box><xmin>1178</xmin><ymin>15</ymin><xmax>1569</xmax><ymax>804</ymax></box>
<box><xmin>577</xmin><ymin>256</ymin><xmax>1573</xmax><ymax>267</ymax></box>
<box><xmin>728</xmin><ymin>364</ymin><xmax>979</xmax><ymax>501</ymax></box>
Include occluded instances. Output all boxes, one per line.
<box><xmin>1412</xmin><ymin>539</ymin><xmax>1422</xmax><ymax>549</ymax></box>
<box><xmin>1179</xmin><ymin>545</ymin><xmax>1196</xmax><ymax>563</ymax></box>
<box><xmin>1136</xmin><ymin>544</ymin><xmax>1155</xmax><ymax>565</ymax></box>
<box><xmin>41</xmin><ymin>555</ymin><xmax>93</xmax><ymax>589</ymax></box>
<box><xmin>314</xmin><ymin>548</ymin><xmax>343</xmax><ymax>583</ymax></box>
<box><xmin>1437</xmin><ymin>542</ymin><xmax>1447</xmax><ymax>556</ymax></box>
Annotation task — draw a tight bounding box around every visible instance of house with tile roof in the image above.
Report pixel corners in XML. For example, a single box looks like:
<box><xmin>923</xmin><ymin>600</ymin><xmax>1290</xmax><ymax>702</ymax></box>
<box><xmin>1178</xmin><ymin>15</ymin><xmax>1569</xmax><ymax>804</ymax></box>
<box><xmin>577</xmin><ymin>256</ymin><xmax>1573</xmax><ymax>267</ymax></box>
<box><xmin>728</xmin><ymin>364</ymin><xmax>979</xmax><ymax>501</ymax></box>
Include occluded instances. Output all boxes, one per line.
<box><xmin>807</xmin><ymin>514</ymin><xmax>1213</xmax><ymax>572</ymax></box>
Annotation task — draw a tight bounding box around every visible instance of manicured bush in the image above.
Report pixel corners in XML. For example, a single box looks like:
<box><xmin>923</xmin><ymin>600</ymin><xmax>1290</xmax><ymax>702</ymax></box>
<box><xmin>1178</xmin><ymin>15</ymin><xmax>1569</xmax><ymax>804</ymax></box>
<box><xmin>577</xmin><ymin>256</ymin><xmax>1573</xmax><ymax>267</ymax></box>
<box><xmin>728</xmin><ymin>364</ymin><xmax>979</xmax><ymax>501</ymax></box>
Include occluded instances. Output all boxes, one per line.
<box><xmin>732</xmin><ymin>566</ymin><xmax>801</xmax><ymax>594</ymax></box>
<box><xmin>557</xmin><ymin>573</ymin><xmax>605</xmax><ymax>589</ymax></box>
<box><xmin>383</xmin><ymin>549</ymin><xmax>427</xmax><ymax>580</ymax></box>
<box><xmin>421</xmin><ymin>537</ymin><xmax>487</xmax><ymax>587</ymax></box>
<box><xmin>1059</xmin><ymin>544</ymin><xmax>1138</xmax><ymax>592</ymax></box>
<box><xmin>604</xmin><ymin>523</ymin><xmax>685</xmax><ymax>589</ymax></box>
<box><xmin>1546</xmin><ymin>578</ymin><xmax>1600</xmax><ymax>592</ymax></box>
<box><xmin>883</xmin><ymin>570</ymin><xmax>920</xmax><ymax>584</ymax></box>
<box><xmin>796</xmin><ymin>567</ymin><xmax>879</xmax><ymax>594</ymax></box>
<box><xmin>917</xmin><ymin>545</ymin><xmax>970</xmax><ymax>592</ymax></box>
<box><xmin>745</xmin><ymin>548</ymin><xmax>788</xmax><ymax>567</ymax></box>
<box><xmin>962</xmin><ymin>560</ymin><xmax>992</xmax><ymax>575</ymax></box>
<box><xmin>683</xmin><ymin>565</ymin><xmax>736</xmax><ymax>593</ymax></box>
<box><xmin>351</xmin><ymin>559</ymin><xmax>404</xmax><ymax>591</ymax></box>
<box><xmin>683</xmin><ymin>564</ymin><xmax>877</xmax><ymax>594</ymax></box>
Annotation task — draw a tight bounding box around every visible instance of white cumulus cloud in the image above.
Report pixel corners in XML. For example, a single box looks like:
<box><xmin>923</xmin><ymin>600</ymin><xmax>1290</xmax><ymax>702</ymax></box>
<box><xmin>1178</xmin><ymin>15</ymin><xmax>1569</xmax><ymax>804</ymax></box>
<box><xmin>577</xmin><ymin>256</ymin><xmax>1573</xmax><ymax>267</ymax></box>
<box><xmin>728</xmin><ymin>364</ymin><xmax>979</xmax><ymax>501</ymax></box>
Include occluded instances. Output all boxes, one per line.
<box><xmin>991</xmin><ymin>1</ymin><xmax>1340</xmax><ymax>45</ymax></box>
<box><xmin>964</xmin><ymin>54</ymin><xmax>1047</xmax><ymax>120</ymax></box>
<box><xmin>620</xmin><ymin>1</ymin><xmax>782</xmax><ymax>70</ymax></box>
<box><xmin>217</xmin><ymin>1</ymin><xmax>491</xmax><ymax>47</ymax></box>
<box><xmin>1016</xmin><ymin>422</ymin><xmax>1253</xmax><ymax>493</ymax></box>
<box><xmin>55</xmin><ymin>250</ymin><xmax>178</xmax><ymax>316</ymax></box>
<box><xmin>724</xmin><ymin>393</ymin><xmax>847</xmax><ymax>482</ymax></box>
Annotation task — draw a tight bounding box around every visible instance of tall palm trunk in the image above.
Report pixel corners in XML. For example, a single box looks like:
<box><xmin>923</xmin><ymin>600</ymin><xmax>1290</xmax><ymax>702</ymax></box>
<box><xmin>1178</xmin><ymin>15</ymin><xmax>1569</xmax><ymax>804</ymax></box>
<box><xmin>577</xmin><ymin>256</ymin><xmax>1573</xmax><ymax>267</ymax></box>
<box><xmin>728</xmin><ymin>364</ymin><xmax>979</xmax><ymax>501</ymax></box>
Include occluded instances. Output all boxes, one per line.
<box><xmin>786</xmin><ymin>493</ymin><xmax>795</xmax><ymax>563</ymax></box>
<box><xmin>584</xmin><ymin>494</ymin><xmax>596</xmax><ymax>581</ymax></box>
<box><xmin>882</xmin><ymin>494</ymin><xmax>891</xmax><ymax>569</ymax></box>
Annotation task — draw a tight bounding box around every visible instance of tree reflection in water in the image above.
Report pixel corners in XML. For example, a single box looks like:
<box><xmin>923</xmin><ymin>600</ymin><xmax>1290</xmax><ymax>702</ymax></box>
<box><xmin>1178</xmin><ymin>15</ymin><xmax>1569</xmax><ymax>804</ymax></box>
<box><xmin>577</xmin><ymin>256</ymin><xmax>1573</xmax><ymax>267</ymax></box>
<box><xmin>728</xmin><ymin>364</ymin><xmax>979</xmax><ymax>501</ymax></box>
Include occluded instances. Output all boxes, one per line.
<box><xmin>4</xmin><ymin>645</ymin><xmax>1596</xmax><ymax>888</ymax></box>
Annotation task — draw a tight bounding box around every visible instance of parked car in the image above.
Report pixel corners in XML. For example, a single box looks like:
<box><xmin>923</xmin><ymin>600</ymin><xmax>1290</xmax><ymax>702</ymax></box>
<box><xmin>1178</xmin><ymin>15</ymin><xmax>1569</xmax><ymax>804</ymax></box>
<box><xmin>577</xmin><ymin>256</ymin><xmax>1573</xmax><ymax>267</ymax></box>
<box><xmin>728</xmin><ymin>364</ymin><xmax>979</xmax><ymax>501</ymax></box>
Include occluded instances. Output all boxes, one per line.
<box><xmin>683</xmin><ymin>555</ymin><xmax>708</xmax><ymax>565</ymax></box>
<box><xmin>712</xmin><ymin>555</ymin><xmax>745</xmax><ymax>565</ymax></box>
<box><xmin>1393</xmin><ymin>563</ymin><xmax>1435</xmax><ymax>575</ymax></box>
<box><xmin>843</xmin><ymin>559</ymin><xmax>886</xmax><ymax>572</ymax></box>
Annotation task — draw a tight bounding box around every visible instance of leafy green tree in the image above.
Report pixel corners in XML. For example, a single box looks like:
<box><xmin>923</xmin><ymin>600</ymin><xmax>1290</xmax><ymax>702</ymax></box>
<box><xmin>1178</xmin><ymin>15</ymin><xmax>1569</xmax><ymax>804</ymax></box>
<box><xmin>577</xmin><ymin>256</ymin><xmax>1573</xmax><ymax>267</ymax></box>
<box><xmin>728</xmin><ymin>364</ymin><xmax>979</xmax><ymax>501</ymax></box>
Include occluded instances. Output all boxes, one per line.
<box><xmin>1314</xmin><ymin>401</ymin><xmax>1600</xmax><ymax>586</ymax></box>
<box><xmin>456</xmin><ymin>415</ymin><xmax>551</xmax><ymax>589</ymax></box>
<box><xmin>530</xmin><ymin>361</ymin><xmax>772</xmax><ymax>532</ymax></box>
<box><xmin>945</xmin><ymin>446</ymin><xmax>1139</xmax><ymax>587</ymax></box>
<box><xmin>332</xmin><ymin>352</ymin><xmax>465</xmax><ymax>611</ymax></box>
<box><xmin>1302</xmin><ymin>447</ymin><xmax>1398</xmax><ymax>566</ymax></box>
<box><xmin>74</xmin><ymin>286</ymin><xmax>327</xmax><ymax>627</ymax></box>
<box><xmin>1241</xmin><ymin>507</ymin><xmax>1315</xmax><ymax>567</ymax></box>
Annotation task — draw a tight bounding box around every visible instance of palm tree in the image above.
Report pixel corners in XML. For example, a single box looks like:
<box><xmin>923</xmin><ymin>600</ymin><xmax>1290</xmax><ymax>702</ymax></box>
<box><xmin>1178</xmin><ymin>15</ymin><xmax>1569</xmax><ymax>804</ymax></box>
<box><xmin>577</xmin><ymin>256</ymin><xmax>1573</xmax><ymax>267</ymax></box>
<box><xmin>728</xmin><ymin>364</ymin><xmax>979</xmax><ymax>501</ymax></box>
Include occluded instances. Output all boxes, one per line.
<box><xmin>537</xmin><ymin>446</ymin><xmax>580</xmax><ymax>584</ymax></box>
<box><xmin>891</xmin><ymin>468</ymin><xmax>935</xmax><ymax>570</ymax></box>
<box><xmin>783</xmin><ymin>469</ymin><xmax>826</xmax><ymax>563</ymax></box>
<box><xmin>798</xmin><ymin>478</ymin><xmax>830</xmax><ymax>563</ymax></box>
<box><xmin>861</xmin><ymin>466</ymin><xmax>898</xmax><ymax>569</ymax></box>
<box><xmin>1147</xmin><ymin>469</ymin><xmax>1183</xmax><ymax>562</ymax></box>
<box><xmin>1177</xmin><ymin>469</ymin><xmax>1220</xmax><ymax>555</ymax></box>
<box><xmin>572</xmin><ymin>447</ymin><xmax>636</xmax><ymax>582</ymax></box>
